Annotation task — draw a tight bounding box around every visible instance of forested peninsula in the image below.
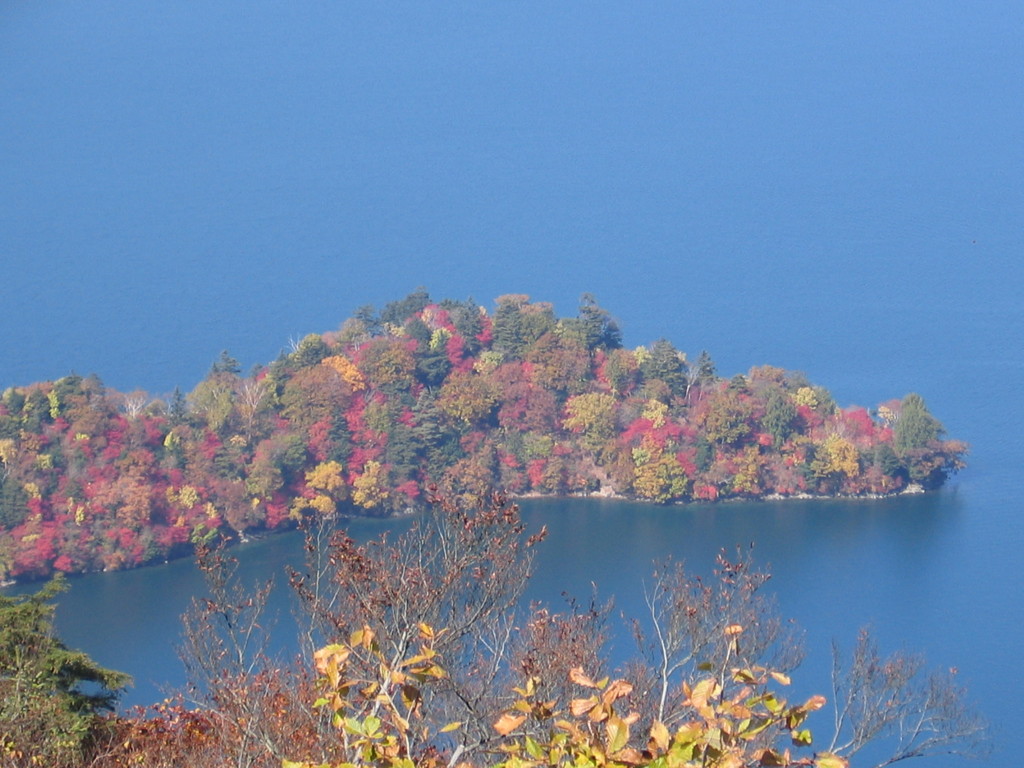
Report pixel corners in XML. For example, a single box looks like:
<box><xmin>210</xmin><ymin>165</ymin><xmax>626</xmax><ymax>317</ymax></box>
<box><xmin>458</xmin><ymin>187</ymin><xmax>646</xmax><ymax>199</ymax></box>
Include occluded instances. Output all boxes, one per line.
<box><xmin>0</xmin><ymin>291</ymin><xmax>966</xmax><ymax>580</ymax></box>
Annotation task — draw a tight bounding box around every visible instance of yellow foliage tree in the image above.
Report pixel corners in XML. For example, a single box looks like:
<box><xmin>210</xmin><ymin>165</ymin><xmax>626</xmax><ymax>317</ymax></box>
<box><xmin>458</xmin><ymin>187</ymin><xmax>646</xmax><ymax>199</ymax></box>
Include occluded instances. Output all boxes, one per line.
<box><xmin>473</xmin><ymin>349</ymin><xmax>504</xmax><ymax>374</ymax></box>
<box><xmin>297</xmin><ymin>494</ymin><xmax>336</xmax><ymax>517</ymax></box>
<box><xmin>321</xmin><ymin>355</ymin><xmax>366</xmax><ymax>392</ymax></box>
<box><xmin>167</xmin><ymin>485</ymin><xmax>201</xmax><ymax>510</ymax></box>
<box><xmin>188</xmin><ymin>379</ymin><xmax>235</xmax><ymax>434</ymax></box>
<box><xmin>732</xmin><ymin>445</ymin><xmax>766</xmax><ymax>495</ymax></box>
<box><xmin>0</xmin><ymin>438</ymin><xmax>15</xmax><ymax>469</ymax></box>
<box><xmin>564</xmin><ymin>393</ymin><xmax>617</xmax><ymax>454</ymax></box>
<box><xmin>632</xmin><ymin>437</ymin><xmax>689</xmax><ymax>503</ymax></box>
<box><xmin>641</xmin><ymin>398</ymin><xmax>668</xmax><ymax>429</ymax></box>
<box><xmin>429</xmin><ymin>327</ymin><xmax>452</xmax><ymax>351</ymax></box>
<box><xmin>437</xmin><ymin>370</ymin><xmax>497</xmax><ymax>426</ymax></box>
<box><xmin>793</xmin><ymin>386</ymin><xmax>818</xmax><ymax>408</ymax></box>
<box><xmin>814</xmin><ymin>435</ymin><xmax>860</xmax><ymax>479</ymax></box>
<box><xmin>306</xmin><ymin>460</ymin><xmax>346</xmax><ymax>496</ymax></box>
<box><xmin>291</xmin><ymin>461</ymin><xmax>348</xmax><ymax>518</ymax></box>
<box><xmin>360</xmin><ymin>339</ymin><xmax>416</xmax><ymax>393</ymax></box>
<box><xmin>352</xmin><ymin>461</ymin><xmax>390</xmax><ymax>511</ymax></box>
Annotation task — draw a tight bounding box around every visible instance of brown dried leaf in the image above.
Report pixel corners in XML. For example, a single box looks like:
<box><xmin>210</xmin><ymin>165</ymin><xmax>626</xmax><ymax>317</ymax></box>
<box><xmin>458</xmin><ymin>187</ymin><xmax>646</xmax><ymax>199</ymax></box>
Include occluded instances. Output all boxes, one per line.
<box><xmin>571</xmin><ymin>697</ymin><xmax>598</xmax><ymax>717</ymax></box>
<box><xmin>569</xmin><ymin>667</ymin><xmax>599</xmax><ymax>688</ymax></box>
<box><xmin>803</xmin><ymin>695</ymin><xmax>827</xmax><ymax>712</ymax></box>
<box><xmin>493</xmin><ymin>712</ymin><xmax>527</xmax><ymax>736</ymax></box>
<box><xmin>602</xmin><ymin>679</ymin><xmax>634</xmax><ymax>705</ymax></box>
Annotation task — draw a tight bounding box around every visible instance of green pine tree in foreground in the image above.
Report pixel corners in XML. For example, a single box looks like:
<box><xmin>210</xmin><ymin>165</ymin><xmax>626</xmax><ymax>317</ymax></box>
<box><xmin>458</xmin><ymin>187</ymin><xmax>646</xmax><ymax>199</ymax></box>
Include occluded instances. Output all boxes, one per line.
<box><xmin>0</xmin><ymin>576</ymin><xmax>131</xmax><ymax>765</ymax></box>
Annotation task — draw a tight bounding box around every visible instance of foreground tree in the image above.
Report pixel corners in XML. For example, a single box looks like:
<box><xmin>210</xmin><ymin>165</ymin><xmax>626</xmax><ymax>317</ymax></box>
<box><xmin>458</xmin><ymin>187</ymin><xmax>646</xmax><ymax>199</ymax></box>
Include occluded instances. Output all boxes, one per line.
<box><xmin>0</xmin><ymin>577</ymin><xmax>131</xmax><ymax>766</ymax></box>
<box><xmin>287</xmin><ymin>491</ymin><xmax>553</xmax><ymax>760</ymax></box>
<box><xmin>135</xmin><ymin>493</ymin><xmax>987</xmax><ymax>768</ymax></box>
<box><xmin>627</xmin><ymin>553</ymin><xmax>803</xmax><ymax>732</ymax></box>
<box><xmin>827</xmin><ymin>630</ymin><xmax>988</xmax><ymax>767</ymax></box>
<box><xmin>288</xmin><ymin>616</ymin><xmax>988</xmax><ymax>768</ymax></box>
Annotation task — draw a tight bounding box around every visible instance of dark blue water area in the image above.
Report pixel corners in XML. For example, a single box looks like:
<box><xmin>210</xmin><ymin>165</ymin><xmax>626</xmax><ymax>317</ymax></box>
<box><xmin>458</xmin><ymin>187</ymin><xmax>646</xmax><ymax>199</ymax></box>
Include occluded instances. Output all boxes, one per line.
<box><xmin>520</xmin><ymin>493</ymin><xmax>973</xmax><ymax>684</ymax></box>
<box><xmin>41</xmin><ymin>515</ymin><xmax>410</xmax><ymax>707</ymax></box>
<box><xmin>0</xmin><ymin>2</ymin><xmax>1022</xmax><ymax>764</ymax></box>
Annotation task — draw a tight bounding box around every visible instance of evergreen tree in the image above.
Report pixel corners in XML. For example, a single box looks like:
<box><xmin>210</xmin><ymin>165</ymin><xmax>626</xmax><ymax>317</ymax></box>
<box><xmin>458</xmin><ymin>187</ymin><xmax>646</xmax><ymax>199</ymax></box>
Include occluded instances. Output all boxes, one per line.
<box><xmin>0</xmin><ymin>576</ymin><xmax>131</xmax><ymax>763</ymax></box>
<box><xmin>352</xmin><ymin>304</ymin><xmax>383</xmax><ymax>338</ymax></box>
<box><xmin>491</xmin><ymin>294</ymin><xmax>529</xmax><ymax>358</ymax></box>
<box><xmin>416</xmin><ymin>351</ymin><xmax>452</xmax><ymax>389</ymax></box>
<box><xmin>168</xmin><ymin>386</ymin><xmax>190</xmax><ymax>426</ymax></box>
<box><xmin>403</xmin><ymin>317</ymin><xmax>432</xmax><ymax>347</ymax></box>
<box><xmin>446</xmin><ymin>298</ymin><xmax>484</xmax><ymax>355</ymax></box>
<box><xmin>0</xmin><ymin>479</ymin><xmax>28</xmax><ymax>529</ymax></box>
<box><xmin>894</xmin><ymin>393</ymin><xmax>943</xmax><ymax>455</ymax></box>
<box><xmin>640</xmin><ymin>338</ymin><xmax>688</xmax><ymax>397</ymax></box>
<box><xmin>762</xmin><ymin>388</ymin><xmax>797</xmax><ymax>446</ymax></box>
<box><xmin>562</xmin><ymin>294</ymin><xmax>623</xmax><ymax>352</ymax></box>
<box><xmin>695</xmin><ymin>349</ymin><xmax>716</xmax><ymax>383</ymax></box>
<box><xmin>576</xmin><ymin>293</ymin><xmax>622</xmax><ymax>351</ymax></box>
<box><xmin>380</xmin><ymin>287</ymin><xmax>431</xmax><ymax>328</ymax></box>
<box><xmin>210</xmin><ymin>349</ymin><xmax>241</xmax><ymax>376</ymax></box>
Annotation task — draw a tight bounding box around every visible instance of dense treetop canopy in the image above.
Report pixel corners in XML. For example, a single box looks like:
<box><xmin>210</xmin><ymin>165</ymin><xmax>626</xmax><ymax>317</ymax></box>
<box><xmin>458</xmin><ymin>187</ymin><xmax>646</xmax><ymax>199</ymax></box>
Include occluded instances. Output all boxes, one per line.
<box><xmin>0</xmin><ymin>291</ymin><xmax>966</xmax><ymax>580</ymax></box>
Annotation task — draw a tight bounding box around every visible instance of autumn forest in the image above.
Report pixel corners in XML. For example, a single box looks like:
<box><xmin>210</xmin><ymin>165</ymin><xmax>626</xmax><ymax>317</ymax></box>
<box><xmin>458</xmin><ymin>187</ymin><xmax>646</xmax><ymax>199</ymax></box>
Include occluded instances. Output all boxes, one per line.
<box><xmin>0</xmin><ymin>291</ymin><xmax>966</xmax><ymax>581</ymax></box>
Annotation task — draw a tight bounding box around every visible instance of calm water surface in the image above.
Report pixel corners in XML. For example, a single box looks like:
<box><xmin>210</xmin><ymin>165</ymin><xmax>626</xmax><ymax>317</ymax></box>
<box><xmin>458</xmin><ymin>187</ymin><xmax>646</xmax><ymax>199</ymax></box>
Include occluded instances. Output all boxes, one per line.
<box><xmin>53</xmin><ymin>491</ymin><xmax>967</xmax><ymax>696</ymax></box>
<box><xmin>47</xmin><ymin>485</ymin><xmax>1006</xmax><ymax>768</ymax></box>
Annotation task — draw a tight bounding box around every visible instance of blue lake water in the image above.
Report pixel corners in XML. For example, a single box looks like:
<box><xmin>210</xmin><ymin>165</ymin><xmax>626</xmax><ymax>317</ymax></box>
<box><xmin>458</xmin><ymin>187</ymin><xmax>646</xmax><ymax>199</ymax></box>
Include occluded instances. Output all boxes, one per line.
<box><xmin>1</xmin><ymin>2</ymin><xmax>1022</xmax><ymax>765</ymax></box>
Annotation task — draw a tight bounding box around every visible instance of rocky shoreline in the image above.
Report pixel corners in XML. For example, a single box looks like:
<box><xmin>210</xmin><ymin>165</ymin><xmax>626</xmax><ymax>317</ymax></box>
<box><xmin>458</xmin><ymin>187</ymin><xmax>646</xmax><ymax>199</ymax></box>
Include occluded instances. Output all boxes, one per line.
<box><xmin>518</xmin><ymin>481</ymin><xmax>928</xmax><ymax>505</ymax></box>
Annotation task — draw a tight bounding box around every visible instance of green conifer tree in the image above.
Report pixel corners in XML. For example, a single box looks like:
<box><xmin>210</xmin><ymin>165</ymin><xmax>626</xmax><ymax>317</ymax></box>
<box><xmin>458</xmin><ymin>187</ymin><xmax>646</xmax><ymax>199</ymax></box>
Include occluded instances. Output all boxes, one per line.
<box><xmin>0</xmin><ymin>576</ymin><xmax>131</xmax><ymax>764</ymax></box>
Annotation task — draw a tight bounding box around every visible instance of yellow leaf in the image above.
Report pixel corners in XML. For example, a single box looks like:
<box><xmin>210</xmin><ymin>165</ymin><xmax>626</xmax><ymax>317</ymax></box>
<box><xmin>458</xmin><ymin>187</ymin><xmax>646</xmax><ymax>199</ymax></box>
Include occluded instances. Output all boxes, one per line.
<box><xmin>732</xmin><ymin>667</ymin><xmax>759</xmax><ymax>684</ymax></box>
<box><xmin>313</xmin><ymin>644</ymin><xmax>349</xmax><ymax>676</ymax></box>
<box><xmin>606</xmin><ymin>715</ymin><xmax>630</xmax><ymax>754</ymax></box>
<box><xmin>349</xmin><ymin>626</ymin><xmax>373</xmax><ymax>648</ymax></box>
<box><xmin>770</xmin><ymin>671</ymin><xmax>792</xmax><ymax>686</ymax></box>
<box><xmin>555</xmin><ymin>719</ymin><xmax>584</xmax><ymax>739</ymax></box>
<box><xmin>649</xmin><ymin>720</ymin><xmax>670</xmax><ymax>752</ymax></box>
<box><xmin>815</xmin><ymin>754</ymin><xmax>849</xmax><ymax>768</ymax></box>
<box><xmin>791</xmin><ymin>728</ymin><xmax>812</xmax><ymax>746</ymax></box>
<box><xmin>525</xmin><ymin>736</ymin><xmax>545</xmax><ymax>760</ymax></box>
<box><xmin>401</xmin><ymin>684</ymin><xmax>421</xmax><ymax>710</ymax></box>
<box><xmin>440</xmin><ymin>721</ymin><xmax>462</xmax><ymax>733</ymax></box>
<box><xmin>402</xmin><ymin>650</ymin><xmax>436</xmax><ymax>668</ymax></box>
